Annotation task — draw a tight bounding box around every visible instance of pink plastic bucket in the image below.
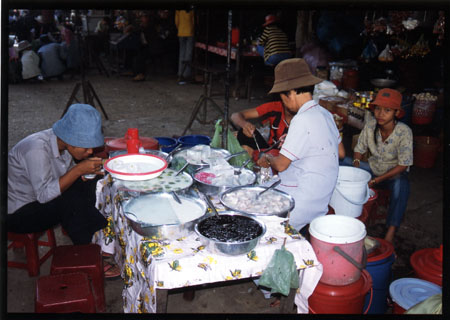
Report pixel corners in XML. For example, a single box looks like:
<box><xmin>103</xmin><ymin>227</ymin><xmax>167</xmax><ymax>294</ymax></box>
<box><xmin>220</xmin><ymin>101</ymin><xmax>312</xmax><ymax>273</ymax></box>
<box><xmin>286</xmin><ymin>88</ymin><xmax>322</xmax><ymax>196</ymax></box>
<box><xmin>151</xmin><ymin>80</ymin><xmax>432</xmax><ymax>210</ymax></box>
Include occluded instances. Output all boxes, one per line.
<box><xmin>309</xmin><ymin>215</ymin><xmax>367</xmax><ymax>286</ymax></box>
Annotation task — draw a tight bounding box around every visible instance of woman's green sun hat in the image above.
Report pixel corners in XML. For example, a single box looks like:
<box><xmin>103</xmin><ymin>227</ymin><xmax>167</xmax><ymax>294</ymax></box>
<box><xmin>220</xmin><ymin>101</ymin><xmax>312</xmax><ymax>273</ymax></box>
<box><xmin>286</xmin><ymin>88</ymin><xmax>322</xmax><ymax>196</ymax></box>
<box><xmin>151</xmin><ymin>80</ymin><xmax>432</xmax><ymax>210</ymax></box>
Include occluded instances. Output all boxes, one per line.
<box><xmin>53</xmin><ymin>104</ymin><xmax>104</xmax><ymax>148</ymax></box>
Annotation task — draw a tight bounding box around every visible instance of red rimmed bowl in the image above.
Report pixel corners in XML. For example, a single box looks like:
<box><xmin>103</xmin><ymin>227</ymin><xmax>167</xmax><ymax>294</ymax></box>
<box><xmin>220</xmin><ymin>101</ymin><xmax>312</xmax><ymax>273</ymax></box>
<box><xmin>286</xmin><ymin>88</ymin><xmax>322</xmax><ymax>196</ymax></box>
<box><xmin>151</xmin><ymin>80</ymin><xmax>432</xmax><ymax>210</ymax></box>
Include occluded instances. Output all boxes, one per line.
<box><xmin>104</xmin><ymin>154</ymin><xmax>167</xmax><ymax>181</ymax></box>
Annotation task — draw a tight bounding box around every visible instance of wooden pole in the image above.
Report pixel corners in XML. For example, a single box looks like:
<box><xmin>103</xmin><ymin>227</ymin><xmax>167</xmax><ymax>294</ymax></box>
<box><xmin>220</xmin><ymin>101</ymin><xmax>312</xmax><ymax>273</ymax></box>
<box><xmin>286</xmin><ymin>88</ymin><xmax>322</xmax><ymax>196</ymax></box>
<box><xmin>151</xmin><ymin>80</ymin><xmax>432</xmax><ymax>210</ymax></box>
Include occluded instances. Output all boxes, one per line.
<box><xmin>222</xmin><ymin>10</ymin><xmax>232</xmax><ymax>149</ymax></box>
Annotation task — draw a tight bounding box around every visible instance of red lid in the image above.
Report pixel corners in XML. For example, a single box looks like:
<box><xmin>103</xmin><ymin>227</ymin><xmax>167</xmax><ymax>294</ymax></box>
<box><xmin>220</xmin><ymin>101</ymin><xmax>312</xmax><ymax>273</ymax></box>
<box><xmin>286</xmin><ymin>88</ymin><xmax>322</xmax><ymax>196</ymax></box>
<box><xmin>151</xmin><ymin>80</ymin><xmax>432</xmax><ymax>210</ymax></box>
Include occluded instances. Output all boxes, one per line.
<box><xmin>367</xmin><ymin>237</ymin><xmax>395</xmax><ymax>262</ymax></box>
<box><xmin>106</xmin><ymin>136</ymin><xmax>158</xmax><ymax>151</ymax></box>
<box><xmin>410</xmin><ymin>248</ymin><xmax>443</xmax><ymax>278</ymax></box>
<box><xmin>315</xmin><ymin>270</ymin><xmax>372</xmax><ymax>297</ymax></box>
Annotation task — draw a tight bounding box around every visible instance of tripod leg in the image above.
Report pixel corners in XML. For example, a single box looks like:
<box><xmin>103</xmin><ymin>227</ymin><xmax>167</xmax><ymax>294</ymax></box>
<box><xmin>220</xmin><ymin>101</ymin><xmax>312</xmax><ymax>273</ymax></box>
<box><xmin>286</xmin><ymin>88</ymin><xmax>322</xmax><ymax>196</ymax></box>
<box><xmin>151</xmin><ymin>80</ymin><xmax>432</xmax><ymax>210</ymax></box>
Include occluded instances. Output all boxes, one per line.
<box><xmin>182</xmin><ymin>95</ymin><xmax>206</xmax><ymax>136</ymax></box>
<box><xmin>62</xmin><ymin>82</ymin><xmax>81</xmax><ymax>118</ymax></box>
<box><xmin>87</xmin><ymin>81</ymin><xmax>109</xmax><ymax>120</ymax></box>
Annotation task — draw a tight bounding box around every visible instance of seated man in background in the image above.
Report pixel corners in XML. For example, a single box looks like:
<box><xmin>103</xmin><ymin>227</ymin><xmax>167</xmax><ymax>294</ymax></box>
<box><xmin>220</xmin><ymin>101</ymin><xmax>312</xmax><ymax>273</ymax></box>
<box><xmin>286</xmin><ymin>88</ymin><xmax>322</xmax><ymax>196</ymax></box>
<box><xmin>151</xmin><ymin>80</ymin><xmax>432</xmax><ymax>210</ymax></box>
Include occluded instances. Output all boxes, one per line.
<box><xmin>7</xmin><ymin>103</ymin><xmax>119</xmax><ymax>278</ymax></box>
<box><xmin>37</xmin><ymin>34</ymin><xmax>66</xmax><ymax>80</ymax></box>
<box><xmin>230</xmin><ymin>99</ymin><xmax>292</xmax><ymax>158</ymax></box>
<box><xmin>257</xmin><ymin>14</ymin><xmax>292</xmax><ymax>67</ymax></box>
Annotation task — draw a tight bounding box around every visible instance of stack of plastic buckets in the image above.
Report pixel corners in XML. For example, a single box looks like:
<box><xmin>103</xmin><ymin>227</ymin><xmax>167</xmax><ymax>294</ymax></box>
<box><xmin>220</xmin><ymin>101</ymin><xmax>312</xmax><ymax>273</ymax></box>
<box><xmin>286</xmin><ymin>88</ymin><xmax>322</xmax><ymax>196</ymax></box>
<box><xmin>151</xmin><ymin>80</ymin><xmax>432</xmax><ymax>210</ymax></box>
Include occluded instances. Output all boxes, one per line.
<box><xmin>363</xmin><ymin>237</ymin><xmax>396</xmax><ymax>314</ymax></box>
<box><xmin>308</xmin><ymin>215</ymin><xmax>373</xmax><ymax>314</ymax></box>
<box><xmin>410</xmin><ymin>245</ymin><xmax>442</xmax><ymax>286</ymax></box>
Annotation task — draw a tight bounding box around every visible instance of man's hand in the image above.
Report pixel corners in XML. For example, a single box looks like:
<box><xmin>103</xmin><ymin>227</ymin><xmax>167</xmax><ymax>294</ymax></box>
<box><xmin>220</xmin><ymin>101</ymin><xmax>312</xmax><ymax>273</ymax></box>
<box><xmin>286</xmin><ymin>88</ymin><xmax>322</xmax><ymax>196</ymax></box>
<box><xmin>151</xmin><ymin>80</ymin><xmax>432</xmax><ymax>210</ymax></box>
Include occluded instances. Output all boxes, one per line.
<box><xmin>242</xmin><ymin>122</ymin><xmax>256</xmax><ymax>138</ymax></box>
<box><xmin>77</xmin><ymin>157</ymin><xmax>103</xmax><ymax>176</ymax></box>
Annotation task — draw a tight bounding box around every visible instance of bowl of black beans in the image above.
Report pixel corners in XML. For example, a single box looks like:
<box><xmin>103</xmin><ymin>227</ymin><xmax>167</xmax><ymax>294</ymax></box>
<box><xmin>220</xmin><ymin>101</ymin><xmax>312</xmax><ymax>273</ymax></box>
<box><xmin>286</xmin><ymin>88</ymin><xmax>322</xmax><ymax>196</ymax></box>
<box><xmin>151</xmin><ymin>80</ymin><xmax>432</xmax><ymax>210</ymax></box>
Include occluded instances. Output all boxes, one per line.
<box><xmin>194</xmin><ymin>211</ymin><xmax>266</xmax><ymax>256</ymax></box>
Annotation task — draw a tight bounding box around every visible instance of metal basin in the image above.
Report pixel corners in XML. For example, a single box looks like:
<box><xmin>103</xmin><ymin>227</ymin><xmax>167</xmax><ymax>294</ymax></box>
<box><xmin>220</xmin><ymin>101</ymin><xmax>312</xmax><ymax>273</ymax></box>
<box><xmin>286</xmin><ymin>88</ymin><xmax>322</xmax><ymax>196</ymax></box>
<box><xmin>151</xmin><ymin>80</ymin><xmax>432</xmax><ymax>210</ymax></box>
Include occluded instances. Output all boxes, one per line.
<box><xmin>123</xmin><ymin>193</ymin><xmax>207</xmax><ymax>240</ymax></box>
<box><xmin>116</xmin><ymin>168</ymin><xmax>193</xmax><ymax>194</ymax></box>
<box><xmin>171</xmin><ymin>146</ymin><xmax>231</xmax><ymax>172</ymax></box>
<box><xmin>193</xmin><ymin>167</ymin><xmax>256</xmax><ymax>196</ymax></box>
<box><xmin>194</xmin><ymin>211</ymin><xmax>266</xmax><ymax>256</ymax></box>
<box><xmin>219</xmin><ymin>185</ymin><xmax>295</xmax><ymax>218</ymax></box>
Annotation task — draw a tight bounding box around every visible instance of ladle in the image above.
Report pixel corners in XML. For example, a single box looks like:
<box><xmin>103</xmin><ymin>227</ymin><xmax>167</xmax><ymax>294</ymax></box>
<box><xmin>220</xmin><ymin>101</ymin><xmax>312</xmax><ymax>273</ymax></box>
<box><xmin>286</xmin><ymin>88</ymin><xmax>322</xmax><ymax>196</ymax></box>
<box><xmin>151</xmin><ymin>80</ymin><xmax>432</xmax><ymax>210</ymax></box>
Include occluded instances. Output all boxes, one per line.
<box><xmin>165</xmin><ymin>144</ymin><xmax>183</xmax><ymax>162</ymax></box>
<box><xmin>201</xmin><ymin>192</ymin><xmax>220</xmax><ymax>218</ymax></box>
<box><xmin>256</xmin><ymin>180</ymin><xmax>282</xmax><ymax>199</ymax></box>
<box><xmin>175</xmin><ymin>162</ymin><xmax>189</xmax><ymax>176</ymax></box>
<box><xmin>234</xmin><ymin>158</ymin><xmax>252</xmax><ymax>175</ymax></box>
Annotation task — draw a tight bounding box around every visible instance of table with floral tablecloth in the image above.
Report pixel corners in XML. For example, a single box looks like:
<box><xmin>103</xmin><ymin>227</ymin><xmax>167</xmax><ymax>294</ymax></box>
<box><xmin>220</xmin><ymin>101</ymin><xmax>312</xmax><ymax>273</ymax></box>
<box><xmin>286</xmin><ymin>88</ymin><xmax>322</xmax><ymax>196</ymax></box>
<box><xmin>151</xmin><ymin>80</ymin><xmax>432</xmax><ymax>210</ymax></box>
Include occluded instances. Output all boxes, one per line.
<box><xmin>93</xmin><ymin>176</ymin><xmax>323</xmax><ymax>313</ymax></box>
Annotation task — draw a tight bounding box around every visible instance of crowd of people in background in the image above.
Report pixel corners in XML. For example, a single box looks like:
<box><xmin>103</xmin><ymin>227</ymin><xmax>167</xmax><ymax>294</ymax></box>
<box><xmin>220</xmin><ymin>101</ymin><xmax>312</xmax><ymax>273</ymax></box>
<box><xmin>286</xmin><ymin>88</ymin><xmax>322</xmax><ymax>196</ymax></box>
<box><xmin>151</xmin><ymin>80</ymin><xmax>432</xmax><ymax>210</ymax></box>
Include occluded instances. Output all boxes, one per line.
<box><xmin>7</xmin><ymin>9</ymin><xmax>185</xmax><ymax>84</ymax></box>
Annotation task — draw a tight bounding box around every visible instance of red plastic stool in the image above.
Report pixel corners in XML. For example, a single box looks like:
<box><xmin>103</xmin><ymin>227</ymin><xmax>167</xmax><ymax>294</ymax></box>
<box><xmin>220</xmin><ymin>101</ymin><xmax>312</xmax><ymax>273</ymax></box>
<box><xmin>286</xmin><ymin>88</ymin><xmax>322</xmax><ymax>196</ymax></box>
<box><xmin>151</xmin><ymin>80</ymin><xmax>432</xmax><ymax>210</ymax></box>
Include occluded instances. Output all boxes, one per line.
<box><xmin>8</xmin><ymin>229</ymin><xmax>56</xmax><ymax>277</ymax></box>
<box><xmin>369</xmin><ymin>189</ymin><xmax>391</xmax><ymax>224</ymax></box>
<box><xmin>35</xmin><ymin>272</ymin><xmax>96</xmax><ymax>313</ymax></box>
<box><xmin>50</xmin><ymin>244</ymin><xmax>105</xmax><ymax>312</ymax></box>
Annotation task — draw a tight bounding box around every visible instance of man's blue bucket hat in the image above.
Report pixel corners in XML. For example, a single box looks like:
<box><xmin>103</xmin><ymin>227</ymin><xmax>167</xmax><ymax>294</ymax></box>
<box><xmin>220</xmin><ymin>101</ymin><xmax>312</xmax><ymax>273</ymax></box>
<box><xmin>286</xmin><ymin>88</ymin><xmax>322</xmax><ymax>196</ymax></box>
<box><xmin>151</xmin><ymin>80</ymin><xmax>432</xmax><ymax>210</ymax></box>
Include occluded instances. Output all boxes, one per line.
<box><xmin>53</xmin><ymin>104</ymin><xmax>104</xmax><ymax>148</ymax></box>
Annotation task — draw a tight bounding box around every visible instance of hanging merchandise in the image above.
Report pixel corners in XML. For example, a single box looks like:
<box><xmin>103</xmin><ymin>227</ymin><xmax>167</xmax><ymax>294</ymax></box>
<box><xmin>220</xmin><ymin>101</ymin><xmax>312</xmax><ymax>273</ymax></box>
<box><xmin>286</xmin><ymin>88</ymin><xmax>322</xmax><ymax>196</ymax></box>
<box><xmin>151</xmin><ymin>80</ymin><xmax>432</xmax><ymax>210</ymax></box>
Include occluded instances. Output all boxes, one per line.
<box><xmin>433</xmin><ymin>11</ymin><xmax>445</xmax><ymax>46</ymax></box>
<box><xmin>378</xmin><ymin>44</ymin><xmax>394</xmax><ymax>62</ymax></box>
<box><xmin>361</xmin><ymin>40</ymin><xmax>378</xmax><ymax>63</ymax></box>
<box><xmin>402</xmin><ymin>17</ymin><xmax>419</xmax><ymax>30</ymax></box>
<box><xmin>407</xmin><ymin>34</ymin><xmax>431</xmax><ymax>58</ymax></box>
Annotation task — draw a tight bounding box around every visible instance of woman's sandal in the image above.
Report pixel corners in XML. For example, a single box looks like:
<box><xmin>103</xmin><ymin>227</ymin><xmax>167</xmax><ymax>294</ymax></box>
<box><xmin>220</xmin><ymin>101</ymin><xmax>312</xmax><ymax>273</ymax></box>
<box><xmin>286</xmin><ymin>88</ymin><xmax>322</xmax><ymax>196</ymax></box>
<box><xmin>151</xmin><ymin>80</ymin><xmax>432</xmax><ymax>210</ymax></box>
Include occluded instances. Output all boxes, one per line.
<box><xmin>103</xmin><ymin>262</ymin><xmax>121</xmax><ymax>280</ymax></box>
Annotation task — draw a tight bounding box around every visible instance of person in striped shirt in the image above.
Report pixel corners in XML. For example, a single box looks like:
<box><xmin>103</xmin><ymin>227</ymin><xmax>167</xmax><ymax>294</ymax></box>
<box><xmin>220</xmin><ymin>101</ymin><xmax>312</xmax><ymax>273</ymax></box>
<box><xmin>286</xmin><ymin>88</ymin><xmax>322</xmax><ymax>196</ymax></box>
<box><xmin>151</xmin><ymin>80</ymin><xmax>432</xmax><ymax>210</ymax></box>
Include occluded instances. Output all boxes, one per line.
<box><xmin>257</xmin><ymin>14</ymin><xmax>292</xmax><ymax>67</ymax></box>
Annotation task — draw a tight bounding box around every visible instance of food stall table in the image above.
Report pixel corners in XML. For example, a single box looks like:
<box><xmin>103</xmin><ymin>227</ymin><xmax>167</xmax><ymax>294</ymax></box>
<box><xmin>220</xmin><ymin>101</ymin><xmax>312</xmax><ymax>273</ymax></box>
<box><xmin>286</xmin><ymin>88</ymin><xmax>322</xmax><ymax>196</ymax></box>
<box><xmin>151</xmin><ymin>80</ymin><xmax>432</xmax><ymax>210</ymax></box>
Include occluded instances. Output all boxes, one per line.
<box><xmin>93</xmin><ymin>176</ymin><xmax>323</xmax><ymax>313</ymax></box>
<box><xmin>194</xmin><ymin>42</ymin><xmax>261</xmax><ymax>100</ymax></box>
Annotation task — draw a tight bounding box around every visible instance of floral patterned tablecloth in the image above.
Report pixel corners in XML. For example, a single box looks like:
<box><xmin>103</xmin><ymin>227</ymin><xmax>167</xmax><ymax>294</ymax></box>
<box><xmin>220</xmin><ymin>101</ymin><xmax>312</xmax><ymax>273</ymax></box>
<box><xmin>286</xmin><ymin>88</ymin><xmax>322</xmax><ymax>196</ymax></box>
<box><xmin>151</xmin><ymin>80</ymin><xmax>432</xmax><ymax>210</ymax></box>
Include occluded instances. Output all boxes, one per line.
<box><xmin>93</xmin><ymin>176</ymin><xmax>323</xmax><ymax>313</ymax></box>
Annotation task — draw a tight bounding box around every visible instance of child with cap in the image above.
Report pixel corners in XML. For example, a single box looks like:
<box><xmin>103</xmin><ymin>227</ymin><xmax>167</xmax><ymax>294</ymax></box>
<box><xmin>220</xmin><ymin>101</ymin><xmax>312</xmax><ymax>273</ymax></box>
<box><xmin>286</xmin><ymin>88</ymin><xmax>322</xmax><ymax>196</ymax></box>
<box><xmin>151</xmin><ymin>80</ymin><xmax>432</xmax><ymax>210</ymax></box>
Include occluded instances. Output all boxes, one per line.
<box><xmin>343</xmin><ymin>88</ymin><xmax>413</xmax><ymax>243</ymax></box>
<box><xmin>7</xmin><ymin>104</ymin><xmax>119</xmax><ymax>277</ymax></box>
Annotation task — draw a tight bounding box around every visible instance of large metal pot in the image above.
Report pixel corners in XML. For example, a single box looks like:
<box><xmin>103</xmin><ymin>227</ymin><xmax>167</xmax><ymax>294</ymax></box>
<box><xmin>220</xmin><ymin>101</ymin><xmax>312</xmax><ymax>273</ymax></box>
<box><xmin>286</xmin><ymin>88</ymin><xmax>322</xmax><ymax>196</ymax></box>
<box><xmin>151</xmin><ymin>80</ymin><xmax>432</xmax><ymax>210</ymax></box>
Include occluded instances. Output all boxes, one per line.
<box><xmin>123</xmin><ymin>193</ymin><xmax>207</xmax><ymax>240</ymax></box>
<box><xmin>219</xmin><ymin>185</ymin><xmax>295</xmax><ymax>218</ymax></box>
<box><xmin>193</xmin><ymin>167</ymin><xmax>256</xmax><ymax>196</ymax></box>
<box><xmin>194</xmin><ymin>211</ymin><xmax>266</xmax><ymax>256</ymax></box>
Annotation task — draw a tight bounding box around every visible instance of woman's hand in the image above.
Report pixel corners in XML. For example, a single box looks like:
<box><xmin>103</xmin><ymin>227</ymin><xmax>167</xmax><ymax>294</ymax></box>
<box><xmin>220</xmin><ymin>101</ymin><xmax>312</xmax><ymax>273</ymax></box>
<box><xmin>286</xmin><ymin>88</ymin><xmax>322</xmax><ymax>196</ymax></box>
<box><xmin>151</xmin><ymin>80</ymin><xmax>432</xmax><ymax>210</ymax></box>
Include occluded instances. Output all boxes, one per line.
<box><xmin>242</xmin><ymin>122</ymin><xmax>256</xmax><ymax>138</ymax></box>
<box><xmin>368</xmin><ymin>177</ymin><xmax>378</xmax><ymax>188</ymax></box>
<box><xmin>256</xmin><ymin>153</ymin><xmax>271</xmax><ymax>168</ymax></box>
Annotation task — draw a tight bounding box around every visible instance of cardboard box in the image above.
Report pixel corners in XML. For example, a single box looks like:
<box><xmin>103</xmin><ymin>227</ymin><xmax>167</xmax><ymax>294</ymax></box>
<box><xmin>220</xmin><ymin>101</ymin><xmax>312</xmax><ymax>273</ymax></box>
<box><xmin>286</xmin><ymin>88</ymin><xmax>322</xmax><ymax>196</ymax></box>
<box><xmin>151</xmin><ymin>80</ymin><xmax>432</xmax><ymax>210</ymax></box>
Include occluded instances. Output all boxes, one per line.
<box><xmin>319</xmin><ymin>96</ymin><xmax>347</xmax><ymax>113</ymax></box>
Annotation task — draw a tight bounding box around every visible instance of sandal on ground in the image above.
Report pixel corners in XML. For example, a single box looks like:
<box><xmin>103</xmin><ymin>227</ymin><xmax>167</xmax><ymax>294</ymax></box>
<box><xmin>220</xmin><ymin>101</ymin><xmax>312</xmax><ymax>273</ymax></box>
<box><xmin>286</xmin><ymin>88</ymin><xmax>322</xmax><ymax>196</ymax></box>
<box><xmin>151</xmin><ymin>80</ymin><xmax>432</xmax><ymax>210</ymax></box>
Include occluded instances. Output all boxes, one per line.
<box><xmin>133</xmin><ymin>74</ymin><xmax>145</xmax><ymax>81</ymax></box>
<box><xmin>270</xmin><ymin>298</ymin><xmax>281</xmax><ymax>308</ymax></box>
<box><xmin>104</xmin><ymin>262</ymin><xmax>121</xmax><ymax>280</ymax></box>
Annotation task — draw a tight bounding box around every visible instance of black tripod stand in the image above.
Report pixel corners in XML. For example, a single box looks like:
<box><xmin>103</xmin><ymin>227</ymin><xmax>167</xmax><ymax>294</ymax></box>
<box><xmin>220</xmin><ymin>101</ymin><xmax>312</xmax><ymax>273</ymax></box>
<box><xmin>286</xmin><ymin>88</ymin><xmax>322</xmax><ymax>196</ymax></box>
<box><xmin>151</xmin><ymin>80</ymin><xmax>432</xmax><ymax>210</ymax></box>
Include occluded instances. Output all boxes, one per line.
<box><xmin>61</xmin><ymin>29</ymin><xmax>109</xmax><ymax>119</ymax></box>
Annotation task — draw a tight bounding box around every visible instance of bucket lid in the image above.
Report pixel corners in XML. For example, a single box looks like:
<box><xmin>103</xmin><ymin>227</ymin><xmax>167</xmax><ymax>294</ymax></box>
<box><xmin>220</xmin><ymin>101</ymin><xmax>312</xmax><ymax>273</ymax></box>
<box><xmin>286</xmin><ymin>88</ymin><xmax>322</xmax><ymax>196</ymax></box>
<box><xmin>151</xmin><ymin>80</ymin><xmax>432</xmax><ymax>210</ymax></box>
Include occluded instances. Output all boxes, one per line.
<box><xmin>367</xmin><ymin>237</ymin><xmax>395</xmax><ymax>262</ymax></box>
<box><xmin>106</xmin><ymin>136</ymin><xmax>158</xmax><ymax>150</ymax></box>
<box><xmin>410</xmin><ymin>248</ymin><xmax>442</xmax><ymax>277</ymax></box>
<box><xmin>309</xmin><ymin>215</ymin><xmax>366</xmax><ymax>244</ymax></box>
<box><xmin>389</xmin><ymin>278</ymin><xmax>442</xmax><ymax>310</ymax></box>
<box><xmin>316</xmin><ymin>270</ymin><xmax>372</xmax><ymax>297</ymax></box>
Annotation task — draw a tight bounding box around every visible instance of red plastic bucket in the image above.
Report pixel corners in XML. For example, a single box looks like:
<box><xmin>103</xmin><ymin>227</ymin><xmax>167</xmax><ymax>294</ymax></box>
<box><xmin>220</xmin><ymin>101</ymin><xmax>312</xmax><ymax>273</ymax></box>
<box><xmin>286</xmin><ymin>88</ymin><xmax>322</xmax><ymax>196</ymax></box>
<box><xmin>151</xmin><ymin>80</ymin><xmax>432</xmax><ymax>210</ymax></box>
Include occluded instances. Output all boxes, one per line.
<box><xmin>105</xmin><ymin>131</ymin><xmax>158</xmax><ymax>154</ymax></box>
<box><xmin>413</xmin><ymin>136</ymin><xmax>440</xmax><ymax>168</ymax></box>
<box><xmin>309</xmin><ymin>215</ymin><xmax>367</xmax><ymax>286</ymax></box>
<box><xmin>309</xmin><ymin>270</ymin><xmax>373</xmax><ymax>314</ymax></box>
<box><xmin>357</xmin><ymin>206</ymin><xmax>369</xmax><ymax>227</ymax></box>
<box><xmin>412</xmin><ymin>99</ymin><xmax>436</xmax><ymax>125</ymax></box>
<box><xmin>410</xmin><ymin>245</ymin><xmax>442</xmax><ymax>286</ymax></box>
<box><xmin>363</xmin><ymin>188</ymin><xmax>378</xmax><ymax>219</ymax></box>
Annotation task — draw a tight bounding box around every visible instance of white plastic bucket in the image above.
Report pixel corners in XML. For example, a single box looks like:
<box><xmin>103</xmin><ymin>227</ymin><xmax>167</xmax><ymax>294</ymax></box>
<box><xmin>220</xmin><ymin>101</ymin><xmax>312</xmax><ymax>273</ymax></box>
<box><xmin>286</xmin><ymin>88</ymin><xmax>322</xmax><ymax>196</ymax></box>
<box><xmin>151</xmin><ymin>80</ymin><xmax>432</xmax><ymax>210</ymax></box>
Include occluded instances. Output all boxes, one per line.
<box><xmin>309</xmin><ymin>215</ymin><xmax>367</xmax><ymax>285</ymax></box>
<box><xmin>329</xmin><ymin>166</ymin><xmax>371</xmax><ymax>217</ymax></box>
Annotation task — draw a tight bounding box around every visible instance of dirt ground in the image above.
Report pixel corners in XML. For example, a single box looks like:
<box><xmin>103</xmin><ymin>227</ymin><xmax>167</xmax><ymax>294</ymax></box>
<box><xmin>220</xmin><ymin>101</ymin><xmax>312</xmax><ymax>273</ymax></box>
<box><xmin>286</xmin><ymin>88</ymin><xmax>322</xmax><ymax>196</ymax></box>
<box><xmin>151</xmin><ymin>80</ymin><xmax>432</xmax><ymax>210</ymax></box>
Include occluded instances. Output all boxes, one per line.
<box><xmin>4</xmin><ymin>62</ymin><xmax>443</xmax><ymax>313</ymax></box>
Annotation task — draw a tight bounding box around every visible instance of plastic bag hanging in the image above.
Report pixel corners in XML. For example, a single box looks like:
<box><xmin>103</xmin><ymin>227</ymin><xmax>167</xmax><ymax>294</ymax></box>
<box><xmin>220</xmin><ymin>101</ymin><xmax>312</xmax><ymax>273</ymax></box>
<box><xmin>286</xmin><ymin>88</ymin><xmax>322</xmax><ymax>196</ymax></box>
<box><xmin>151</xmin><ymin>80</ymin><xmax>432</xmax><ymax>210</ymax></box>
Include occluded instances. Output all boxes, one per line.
<box><xmin>258</xmin><ymin>241</ymin><xmax>300</xmax><ymax>296</ymax></box>
<box><xmin>210</xmin><ymin>119</ymin><xmax>252</xmax><ymax>169</ymax></box>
